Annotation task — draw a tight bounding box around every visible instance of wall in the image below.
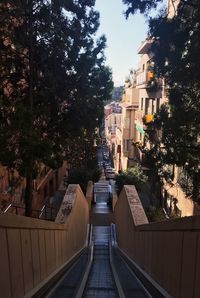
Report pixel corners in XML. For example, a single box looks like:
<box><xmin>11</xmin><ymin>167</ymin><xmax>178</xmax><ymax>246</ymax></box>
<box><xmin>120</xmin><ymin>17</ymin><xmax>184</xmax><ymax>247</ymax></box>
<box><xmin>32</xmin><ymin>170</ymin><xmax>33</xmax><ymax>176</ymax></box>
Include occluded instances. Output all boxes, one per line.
<box><xmin>85</xmin><ymin>180</ymin><xmax>93</xmax><ymax>208</ymax></box>
<box><xmin>32</xmin><ymin>161</ymin><xmax>67</xmax><ymax>211</ymax></box>
<box><xmin>163</xmin><ymin>181</ymin><xmax>200</xmax><ymax>217</ymax></box>
<box><xmin>0</xmin><ymin>161</ymin><xmax>67</xmax><ymax>215</ymax></box>
<box><xmin>0</xmin><ymin>184</ymin><xmax>89</xmax><ymax>298</ymax></box>
<box><xmin>0</xmin><ymin>166</ymin><xmax>25</xmax><ymax>210</ymax></box>
<box><xmin>114</xmin><ymin>185</ymin><xmax>200</xmax><ymax>298</ymax></box>
<box><xmin>167</xmin><ymin>0</ymin><xmax>180</xmax><ymax>18</ymax></box>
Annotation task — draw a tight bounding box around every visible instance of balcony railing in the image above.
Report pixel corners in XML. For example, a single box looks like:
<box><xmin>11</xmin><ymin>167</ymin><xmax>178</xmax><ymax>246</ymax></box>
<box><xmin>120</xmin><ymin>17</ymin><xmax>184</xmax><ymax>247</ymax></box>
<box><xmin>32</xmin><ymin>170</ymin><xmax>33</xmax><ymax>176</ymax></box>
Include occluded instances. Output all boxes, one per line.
<box><xmin>136</xmin><ymin>69</ymin><xmax>162</xmax><ymax>91</ymax></box>
<box><xmin>136</xmin><ymin>70</ymin><xmax>153</xmax><ymax>86</ymax></box>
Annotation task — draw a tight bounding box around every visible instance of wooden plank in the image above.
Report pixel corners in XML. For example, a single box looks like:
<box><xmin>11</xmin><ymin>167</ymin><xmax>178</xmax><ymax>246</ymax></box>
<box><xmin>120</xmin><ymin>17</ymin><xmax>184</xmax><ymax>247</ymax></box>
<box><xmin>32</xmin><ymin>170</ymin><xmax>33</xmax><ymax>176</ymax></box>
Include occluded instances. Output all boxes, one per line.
<box><xmin>180</xmin><ymin>232</ymin><xmax>197</xmax><ymax>298</ymax></box>
<box><xmin>0</xmin><ymin>228</ymin><xmax>12</xmax><ymax>298</ymax></box>
<box><xmin>146</xmin><ymin>231</ymin><xmax>153</xmax><ymax>275</ymax></box>
<box><xmin>38</xmin><ymin>230</ymin><xmax>46</xmax><ymax>280</ymax></box>
<box><xmin>45</xmin><ymin>230</ymin><xmax>53</xmax><ymax>275</ymax></box>
<box><xmin>7</xmin><ymin>229</ymin><xmax>24</xmax><ymax>298</ymax></box>
<box><xmin>30</xmin><ymin>230</ymin><xmax>41</xmax><ymax>286</ymax></box>
<box><xmin>21</xmin><ymin>229</ymin><xmax>34</xmax><ymax>292</ymax></box>
<box><xmin>55</xmin><ymin>232</ymin><xmax>59</xmax><ymax>267</ymax></box>
<box><xmin>50</xmin><ymin>230</ymin><xmax>56</xmax><ymax>273</ymax></box>
<box><xmin>163</xmin><ymin>232</ymin><xmax>183</xmax><ymax>297</ymax></box>
<box><xmin>194</xmin><ymin>232</ymin><xmax>200</xmax><ymax>298</ymax></box>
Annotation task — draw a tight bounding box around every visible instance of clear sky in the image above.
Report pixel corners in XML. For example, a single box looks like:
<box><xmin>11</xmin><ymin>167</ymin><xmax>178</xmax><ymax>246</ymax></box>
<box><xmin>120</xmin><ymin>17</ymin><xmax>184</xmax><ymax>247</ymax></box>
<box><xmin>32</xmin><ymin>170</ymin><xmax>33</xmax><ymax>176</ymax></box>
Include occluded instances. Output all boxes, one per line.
<box><xmin>95</xmin><ymin>0</ymin><xmax>148</xmax><ymax>87</ymax></box>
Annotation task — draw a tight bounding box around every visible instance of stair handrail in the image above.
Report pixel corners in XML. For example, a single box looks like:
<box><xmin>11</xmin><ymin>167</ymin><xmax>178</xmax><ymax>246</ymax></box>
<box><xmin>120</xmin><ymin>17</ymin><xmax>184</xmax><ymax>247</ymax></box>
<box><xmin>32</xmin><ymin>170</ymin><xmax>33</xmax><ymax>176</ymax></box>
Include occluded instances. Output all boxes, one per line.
<box><xmin>75</xmin><ymin>224</ymin><xmax>94</xmax><ymax>298</ymax></box>
<box><xmin>109</xmin><ymin>225</ymin><xmax>125</xmax><ymax>298</ymax></box>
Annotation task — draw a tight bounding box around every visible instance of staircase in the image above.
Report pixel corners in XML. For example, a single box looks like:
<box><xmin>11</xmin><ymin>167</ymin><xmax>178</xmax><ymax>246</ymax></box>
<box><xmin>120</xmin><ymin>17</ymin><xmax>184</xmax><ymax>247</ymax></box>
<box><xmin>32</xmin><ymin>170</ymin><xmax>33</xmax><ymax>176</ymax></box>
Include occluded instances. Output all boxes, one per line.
<box><xmin>91</xmin><ymin>180</ymin><xmax>113</xmax><ymax>226</ymax></box>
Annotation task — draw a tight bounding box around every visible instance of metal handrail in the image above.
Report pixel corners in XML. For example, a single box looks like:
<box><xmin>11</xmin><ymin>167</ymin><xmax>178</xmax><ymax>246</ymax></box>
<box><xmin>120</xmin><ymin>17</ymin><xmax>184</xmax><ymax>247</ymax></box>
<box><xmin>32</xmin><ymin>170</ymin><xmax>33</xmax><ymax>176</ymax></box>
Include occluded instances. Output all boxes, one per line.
<box><xmin>39</xmin><ymin>204</ymin><xmax>58</xmax><ymax>219</ymax></box>
<box><xmin>109</xmin><ymin>225</ymin><xmax>125</xmax><ymax>298</ymax></box>
<box><xmin>75</xmin><ymin>242</ymin><xmax>94</xmax><ymax>298</ymax></box>
<box><xmin>109</xmin><ymin>241</ymin><xmax>125</xmax><ymax>298</ymax></box>
<box><xmin>75</xmin><ymin>225</ymin><xmax>94</xmax><ymax>298</ymax></box>
<box><xmin>2</xmin><ymin>202</ymin><xmax>58</xmax><ymax>221</ymax></box>
<box><xmin>162</xmin><ymin>207</ymin><xmax>170</xmax><ymax>219</ymax></box>
<box><xmin>110</xmin><ymin>224</ymin><xmax>153</xmax><ymax>298</ymax></box>
<box><xmin>3</xmin><ymin>203</ymin><xmax>12</xmax><ymax>213</ymax></box>
<box><xmin>3</xmin><ymin>203</ymin><xmax>25</xmax><ymax>215</ymax></box>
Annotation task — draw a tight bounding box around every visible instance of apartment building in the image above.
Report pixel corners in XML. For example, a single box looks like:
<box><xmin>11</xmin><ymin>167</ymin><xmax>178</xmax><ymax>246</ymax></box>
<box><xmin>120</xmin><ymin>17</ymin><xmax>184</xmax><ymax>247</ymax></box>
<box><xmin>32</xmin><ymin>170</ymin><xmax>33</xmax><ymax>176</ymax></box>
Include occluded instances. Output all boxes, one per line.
<box><xmin>0</xmin><ymin>162</ymin><xmax>67</xmax><ymax>216</ymax></box>
<box><xmin>118</xmin><ymin>80</ymin><xmax>140</xmax><ymax>170</ymax></box>
<box><xmin>136</xmin><ymin>39</ymin><xmax>167</xmax><ymax>124</ymax></box>
<box><xmin>111</xmin><ymin>40</ymin><xmax>167</xmax><ymax>171</ymax></box>
<box><xmin>167</xmin><ymin>0</ymin><xmax>180</xmax><ymax>18</ymax></box>
<box><xmin>104</xmin><ymin>102</ymin><xmax>122</xmax><ymax>169</ymax></box>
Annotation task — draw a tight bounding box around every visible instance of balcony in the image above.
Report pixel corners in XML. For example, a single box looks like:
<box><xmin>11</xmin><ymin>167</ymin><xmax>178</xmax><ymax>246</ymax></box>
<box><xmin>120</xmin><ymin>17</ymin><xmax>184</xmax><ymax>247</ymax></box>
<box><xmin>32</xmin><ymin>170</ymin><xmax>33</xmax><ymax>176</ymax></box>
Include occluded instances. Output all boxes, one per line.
<box><xmin>136</xmin><ymin>68</ymin><xmax>162</xmax><ymax>92</ymax></box>
<box><xmin>136</xmin><ymin>70</ymin><xmax>154</xmax><ymax>87</ymax></box>
<box><xmin>137</xmin><ymin>38</ymin><xmax>153</xmax><ymax>54</ymax></box>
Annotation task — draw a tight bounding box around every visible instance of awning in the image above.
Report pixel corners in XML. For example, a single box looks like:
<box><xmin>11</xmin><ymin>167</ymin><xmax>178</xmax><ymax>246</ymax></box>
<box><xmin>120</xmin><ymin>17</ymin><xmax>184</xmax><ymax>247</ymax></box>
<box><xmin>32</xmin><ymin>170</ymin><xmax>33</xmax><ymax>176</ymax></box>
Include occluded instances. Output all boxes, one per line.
<box><xmin>135</xmin><ymin>123</ymin><xmax>145</xmax><ymax>135</ymax></box>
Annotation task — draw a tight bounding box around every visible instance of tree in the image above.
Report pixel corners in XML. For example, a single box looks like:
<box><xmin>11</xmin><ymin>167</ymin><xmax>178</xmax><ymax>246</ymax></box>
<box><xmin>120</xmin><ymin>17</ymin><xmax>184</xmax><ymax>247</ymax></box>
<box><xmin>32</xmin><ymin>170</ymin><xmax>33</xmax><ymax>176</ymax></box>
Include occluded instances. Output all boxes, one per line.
<box><xmin>115</xmin><ymin>166</ymin><xmax>148</xmax><ymax>195</ymax></box>
<box><xmin>122</xmin><ymin>0</ymin><xmax>163</xmax><ymax>17</ymax></box>
<box><xmin>122</xmin><ymin>0</ymin><xmax>200</xmax><ymax>202</ymax></box>
<box><xmin>112</xmin><ymin>86</ymin><xmax>123</xmax><ymax>102</ymax></box>
<box><xmin>0</xmin><ymin>0</ymin><xmax>113</xmax><ymax>215</ymax></box>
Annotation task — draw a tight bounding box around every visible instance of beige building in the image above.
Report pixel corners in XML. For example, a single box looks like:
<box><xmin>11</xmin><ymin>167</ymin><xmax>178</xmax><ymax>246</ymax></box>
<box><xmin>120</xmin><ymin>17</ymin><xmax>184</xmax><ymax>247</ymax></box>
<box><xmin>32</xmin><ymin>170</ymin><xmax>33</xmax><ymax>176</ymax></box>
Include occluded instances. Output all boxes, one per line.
<box><xmin>0</xmin><ymin>162</ymin><xmax>67</xmax><ymax>217</ymax></box>
<box><xmin>119</xmin><ymin>82</ymin><xmax>140</xmax><ymax>170</ymax></box>
<box><xmin>110</xmin><ymin>78</ymin><xmax>142</xmax><ymax>171</ymax></box>
<box><xmin>104</xmin><ymin>102</ymin><xmax>122</xmax><ymax>167</ymax></box>
<box><xmin>111</xmin><ymin>39</ymin><xmax>167</xmax><ymax>171</ymax></box>
<box><xmin>106</xmin><ymin>0</ymin><xmax>197</xmax><ymax>217</ymax></box>
<box><xmin>111</xmin><ymin>17</ymin><xmax>197</xmax><ymax>216</ymax></box>
<box><xmin>167</xmin><ymin>0</ymin><xmax>180</xmax><ymax>18</ymax></box>
<box><xmin>136</xmin><ymin>38</ymin><xmax>167</xmax><ymax>122</ymax></box>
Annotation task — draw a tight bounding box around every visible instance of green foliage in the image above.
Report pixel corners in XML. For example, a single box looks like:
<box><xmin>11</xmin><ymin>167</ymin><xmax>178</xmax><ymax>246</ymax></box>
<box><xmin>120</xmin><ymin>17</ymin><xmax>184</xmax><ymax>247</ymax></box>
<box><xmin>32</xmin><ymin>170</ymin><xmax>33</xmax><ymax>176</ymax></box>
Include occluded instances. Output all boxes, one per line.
<box><xmin>68</xmin><ymin>163</ymin><xmax>101</xmax><ymax>194</ymax></box>
<box><xmin>0</xmin><ymin>1</ymin><xmax>113</xmax><ymax>215</ymax></box>
<box><xmin>112</xmin><ymin>86</ymin><xmax>123</xmax><ymax>102</ymax></box>
<box><xmin>145</xmin><ymin>207</ymin><xmax>167</xmax><ymax>222</ymax></box>
<box><xmin>123</xmin><ymin>0</ymin><xmax>200</xmax><ymax>202</ymax></box>
<box><xmin>115</xmin><ymin>166</ymin><xmax>148</xmax><ymax>195</ymax></box>
<box><xmin>122</xmin><ymin>0</ymin><xmax>163</xmax><ymax>18</ymax></box>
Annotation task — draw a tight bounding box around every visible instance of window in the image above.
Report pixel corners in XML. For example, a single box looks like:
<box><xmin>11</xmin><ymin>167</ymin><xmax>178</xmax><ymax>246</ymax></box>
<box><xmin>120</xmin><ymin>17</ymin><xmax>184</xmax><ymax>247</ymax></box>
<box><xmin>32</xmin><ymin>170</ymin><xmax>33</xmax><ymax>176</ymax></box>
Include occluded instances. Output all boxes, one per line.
<box><xmin>124</xmin><ymin>117</ymin><xmax>130</xmax><ymax>129</ymax></box>
<box><xmin>126</xmin><ymin>140</ymin><xmax>129</xmax><ymax>152</ymax></box>
<box><xmin>123</xmin><ymin>140</ymin><xmax>129</xmax><ymax>152</ymax></box>
<box><xmin>152</xmin><ymin>100</ymin><xmax>155</xmax><ymax>114</ymax></box>
<box><xmin>141</xmin><ymin>98</ymin><xmax>144</xmax><ymax>110</ymax></box>
<box><xmin>156</xmin><ymin>98</ymin><xmax>160</xmax><ymax>112</ymax></box>
<box><xmin>123</xmin><ymin>140</ymin><xmax>125</xmax><ymax>151</ymax></box>
<box><xmin>126</xmin><ymin>117</ymin><xmax>130</xmax><ymax>128</ymax></box>
<box><xmin>145</xmin><ymin>98</ymin><xmax>149</xmax><ymax>114</ymax></box>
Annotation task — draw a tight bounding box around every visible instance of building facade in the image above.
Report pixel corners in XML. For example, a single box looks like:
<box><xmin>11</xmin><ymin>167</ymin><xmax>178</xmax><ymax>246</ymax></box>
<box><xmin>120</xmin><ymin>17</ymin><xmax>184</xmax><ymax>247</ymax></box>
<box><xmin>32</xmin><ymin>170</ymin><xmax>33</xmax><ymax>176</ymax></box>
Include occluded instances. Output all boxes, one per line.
<box><xmin>0</xmin><ymin>162</ymin><xmax>67</xmax><ymax>216</ymax></box>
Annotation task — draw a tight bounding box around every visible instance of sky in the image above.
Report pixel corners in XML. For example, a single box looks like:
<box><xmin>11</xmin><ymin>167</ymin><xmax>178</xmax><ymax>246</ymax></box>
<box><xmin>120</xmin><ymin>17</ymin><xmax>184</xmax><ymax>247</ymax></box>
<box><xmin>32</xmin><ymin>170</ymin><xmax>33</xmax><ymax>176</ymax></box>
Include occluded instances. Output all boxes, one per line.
<box><xmin>94</xmin><ymin>0</ymin><xmax>148</xmax><ymax>87</ymax></box>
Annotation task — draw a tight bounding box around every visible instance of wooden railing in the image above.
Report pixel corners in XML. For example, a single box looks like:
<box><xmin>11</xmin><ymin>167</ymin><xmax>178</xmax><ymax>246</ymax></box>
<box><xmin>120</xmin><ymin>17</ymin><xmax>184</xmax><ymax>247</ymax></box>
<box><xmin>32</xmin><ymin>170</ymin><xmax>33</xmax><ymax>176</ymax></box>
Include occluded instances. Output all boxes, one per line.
<box><xmin>114</xmin><ymin>185</ymin><xmax>200</xmax><ymax>298</ymax></box>
<box><xmin>0</xmin><ymin>184</ymin><xmax>89</xmax><ymax>298</ymax></box>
